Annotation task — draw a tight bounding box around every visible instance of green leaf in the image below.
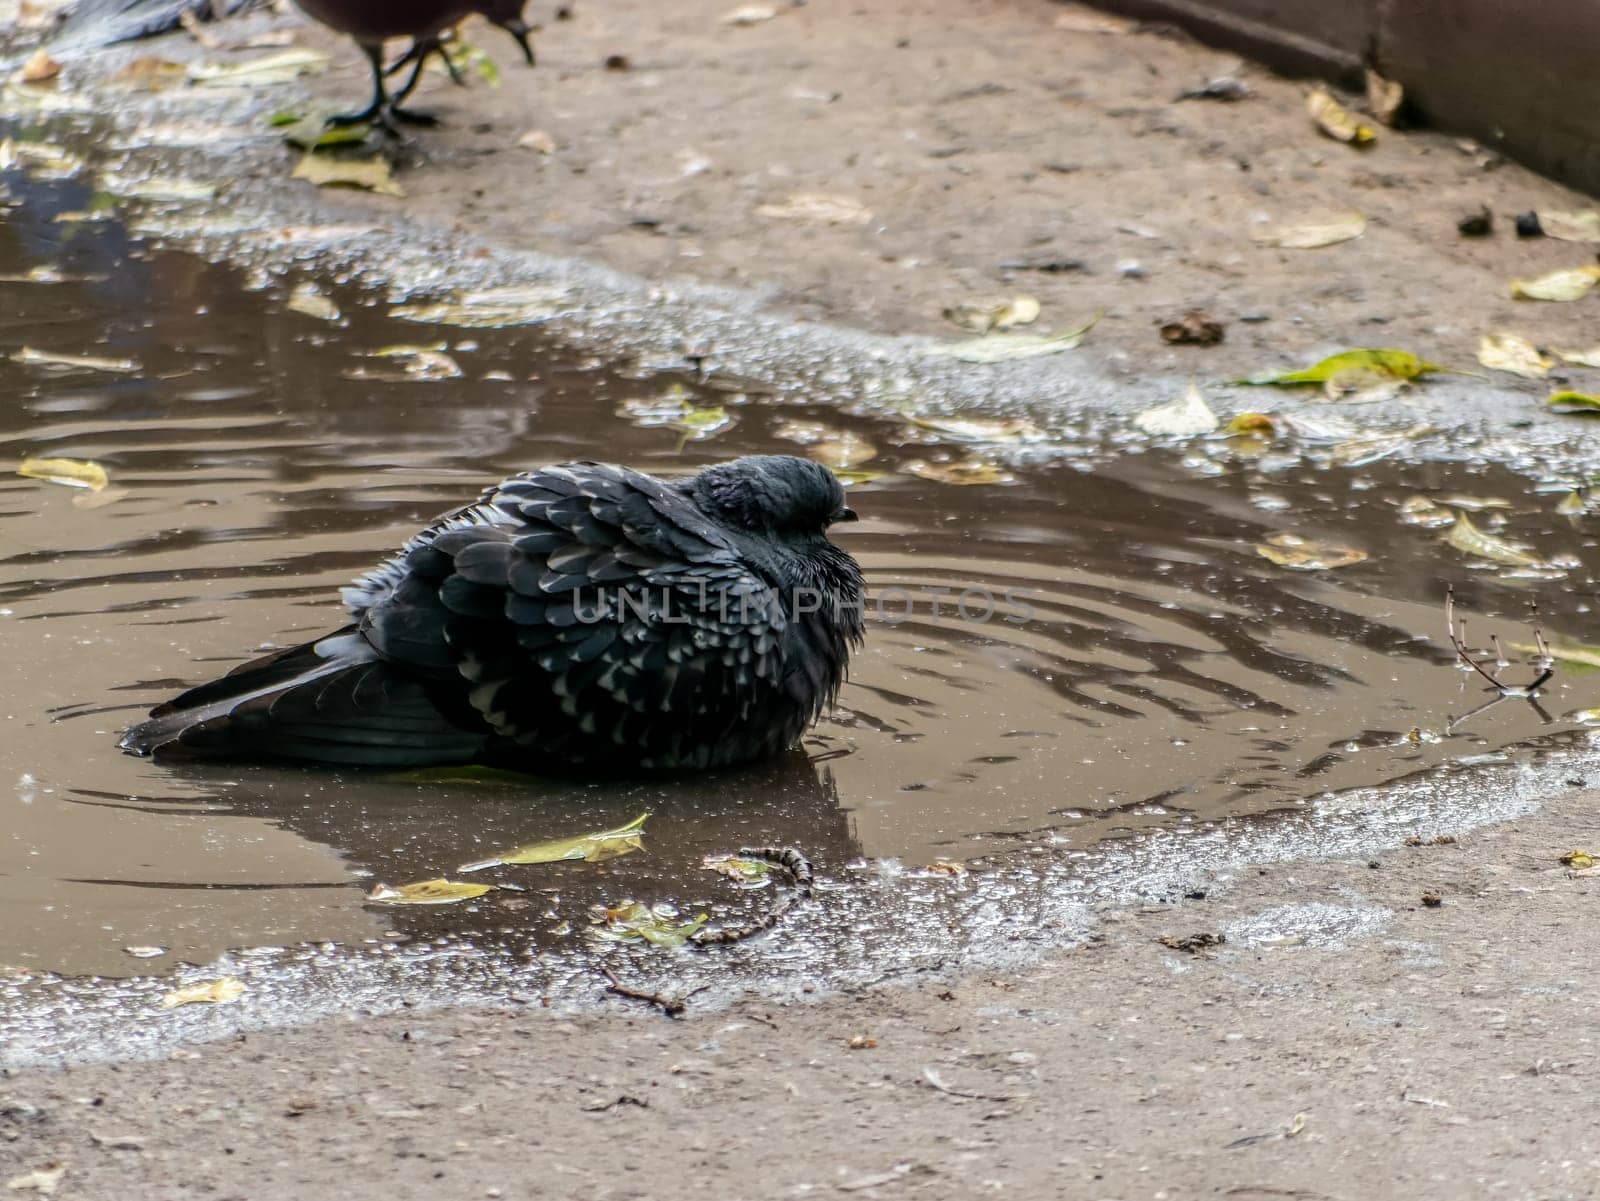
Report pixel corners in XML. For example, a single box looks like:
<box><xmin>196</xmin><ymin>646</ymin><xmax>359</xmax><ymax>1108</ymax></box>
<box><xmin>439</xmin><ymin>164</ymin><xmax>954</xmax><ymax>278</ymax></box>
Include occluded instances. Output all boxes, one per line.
<box><xmin>459</xmin><ymin>813</ymin><xmax>649</xmax><ymax>872</ymax></box>
<box><xmin>1241</xmin><ymin>349</ymin><xmax>1444</xmax><ymax>386</ymax></box>
<box><xmin>1548</xmin><ymin>390</ymin><xmax>1600</xmax><ymax>413</ymax></box>
<box><xmin>589</xmin><ymin>900</ymin><xmax>707</xmax><ymax>947</ymax></box>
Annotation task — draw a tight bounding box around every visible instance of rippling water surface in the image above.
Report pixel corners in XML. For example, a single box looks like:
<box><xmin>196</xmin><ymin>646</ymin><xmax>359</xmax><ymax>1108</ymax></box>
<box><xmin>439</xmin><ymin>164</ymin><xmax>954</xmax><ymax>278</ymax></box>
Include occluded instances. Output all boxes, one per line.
<box><xmin>3</xmin><ymin>160</ymin><xmax>1599</xmax><ymax>1057</ymax></box>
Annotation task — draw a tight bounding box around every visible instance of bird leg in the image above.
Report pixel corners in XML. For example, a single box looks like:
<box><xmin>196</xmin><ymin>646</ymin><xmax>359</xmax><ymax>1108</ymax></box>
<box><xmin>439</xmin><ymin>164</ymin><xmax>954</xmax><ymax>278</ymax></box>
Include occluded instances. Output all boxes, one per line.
<box><xmin>498</xmin><ymin>16</ymin><xmax>537</xmax><ymax>65</ymax></box>
<box><xmin>386</xmin><ymin>36</ymin><xmax>467</xmax><ymax>106</ymax></box>
<box><xmin>327</xmin><ymin>41</ymin><xmax>440</xmax><ymax>131</ymax></box>
<box><xmin>325</xmin><ymin>41</ymin><xmax>389</xmax><ymax>126</ymax></box>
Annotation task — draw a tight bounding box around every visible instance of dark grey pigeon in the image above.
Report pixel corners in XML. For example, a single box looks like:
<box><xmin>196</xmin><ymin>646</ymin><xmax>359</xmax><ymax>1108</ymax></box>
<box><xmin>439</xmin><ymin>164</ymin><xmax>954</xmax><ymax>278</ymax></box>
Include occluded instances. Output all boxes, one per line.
<box><xmin>120</xmin><ymin>456</ymin><xmax>865</xmax><ymax>772</ymax></box>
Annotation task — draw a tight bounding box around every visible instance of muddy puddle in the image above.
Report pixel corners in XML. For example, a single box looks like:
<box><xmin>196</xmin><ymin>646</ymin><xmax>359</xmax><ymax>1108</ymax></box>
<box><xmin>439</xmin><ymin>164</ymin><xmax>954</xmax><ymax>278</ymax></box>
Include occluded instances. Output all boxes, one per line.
<box><xmin>5</xmin><ymin>153</ymin><xmax>1600</xmax><ymax>1064</ymax></box>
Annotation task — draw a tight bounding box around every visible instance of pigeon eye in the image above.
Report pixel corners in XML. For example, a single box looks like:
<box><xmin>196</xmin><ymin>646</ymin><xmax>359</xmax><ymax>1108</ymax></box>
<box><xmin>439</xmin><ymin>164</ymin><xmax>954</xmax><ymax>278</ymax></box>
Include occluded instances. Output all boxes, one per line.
<box><xmin>831</xmin><ymin>506</ymin><xmax>859</xmax><ymax>524</ymax></box>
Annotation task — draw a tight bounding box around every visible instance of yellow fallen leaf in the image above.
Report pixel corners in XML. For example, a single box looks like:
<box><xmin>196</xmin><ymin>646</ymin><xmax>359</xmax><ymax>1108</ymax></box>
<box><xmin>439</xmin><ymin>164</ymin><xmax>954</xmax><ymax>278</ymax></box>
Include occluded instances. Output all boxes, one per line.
<box><xmin>292</xmin><ymin>153</ymin><xmax>404</xmax><ymax>197</ymax></box>
<box><xmin>1134</xmin><ymin>381</ymin><xmax>1218</xmax><ymax>437</ymax></box>
<box><xmin>287</xmin><ymin>282</ymin><xmax>340</xmax><ymax>321</ymax></box>
<box><xmin>1307</xmin><ymin>89</ymin><xmax>1375</xmax><ymax>145</ymax></box>
<box><xmin>16</xmin><ymin>48</ymin><xmax>61</xmax><ymax>84</ymax></box>
<box><xmin>1478</xmin><ymin>332</ymin><xmax>1552</xmax><ymax>378</ymax></box>
<box><xmin>366</xmin><ymin>878</ymin><xmax>495</xmax><ymax>904</ymax></box>
<box><xmin>703</xmin><ymin>853</ymin><xmax>777</xmax><ymax>884</ymax></box>
<box><xmin>1225</xmin><ymin>412</ymin><xmax>1276</xmax><ymax>436</ymax></box>
<box><xmin>942</xmin><ymin>296</ymin><xmax>1041</xmax><ymax>333</ymax></box>
<box><xmin>14</xmin><ymin>346</ymin><xmax>140</xmax><ymax>373</ymax></box>
<box><xmin>1445</xmin><ymin>511</ymin><xmax>1543</xmax><ymax>568</ymax></box>
<box><xmin>110</xmin><ymin>57</ymin><xmax>187</xmax><ymax>90</ymax></box>
<box><xmin>1556</xmin><ymin>490</ymin><xmax>1587</xmax><ymax>516</ymax></box>
<box><xmin>1364</xmin><ymin>68</ymin><xmax>1402</xmax><ymax>126</ymax></box>
<box><xmin>1548</xmin><ymin>390</ymin><xmax>1600</xmax><ymax>413</ymax></box>
<box><xmin>1252</xmin><ymin>212</ymin><xmax>1365</xmax><ymax>249</ymax></box>
<box><xmin>755</xmin><ymin>193</ymin><xmax>871</xmax><ymax>225</ymax></box>
<box><xmin>1398</xmin><ymin>496</ymin><xmax>1455</xmax><ymax>528</ymax></box>
<box><xmin>1511</xmin><ymin>266</ymin><xmax>1600</xmax><ymax>302</ymax></box>
<box><xmin>903</xmin><ymin>458</ymin><xmax>1014</xmax><ymax>486</ymax></box>
<box><xmin>17</xmin><ymin>457</ymin><xmax>109</xmax><ymax>491</ymax></box>
<box><xmin>1560</xmin><ymin>849</ymin><xmax>1596</xmax><ymax>870</ymax></box>
<box><xmin>160</xmin><ymin>978</ymin><xmax>245</xmax><ymax>1008</ymax></box>
<box><xmin>1243</xmin><ymin>349</ymin><xmax>1441</xmax><ymax>386</ymax></box>
<box><xmin>1537</xmin><ymin>210</ymin><xmax>1600</xmax><ymax>243</ymax></box>
<box><xmin>1255</xmin><ymin>532</ymin><xmax>1367</xmax><ymax>570</ymax></box>
<box><xmin>459</xmin><ymin>813</ymin><xmax>648</xmax><ymax>872</ymax></box>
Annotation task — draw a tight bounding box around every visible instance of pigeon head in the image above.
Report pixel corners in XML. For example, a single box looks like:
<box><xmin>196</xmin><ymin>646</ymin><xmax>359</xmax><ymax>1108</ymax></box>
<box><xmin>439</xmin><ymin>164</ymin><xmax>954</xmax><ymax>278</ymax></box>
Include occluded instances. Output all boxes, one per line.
<box><xmin>688</xmin><ymin>455</ymin><xmax>858</xmax><ymax>537</ymax></box>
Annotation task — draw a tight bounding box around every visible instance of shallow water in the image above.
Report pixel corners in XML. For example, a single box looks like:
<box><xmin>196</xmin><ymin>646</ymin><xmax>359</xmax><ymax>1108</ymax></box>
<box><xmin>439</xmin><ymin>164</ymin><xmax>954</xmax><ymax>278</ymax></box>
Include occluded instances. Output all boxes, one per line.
<box><xmin>3</xmin><ymin>153</ymin><xmax>1600</xmax><ymax>1058</ymax></box>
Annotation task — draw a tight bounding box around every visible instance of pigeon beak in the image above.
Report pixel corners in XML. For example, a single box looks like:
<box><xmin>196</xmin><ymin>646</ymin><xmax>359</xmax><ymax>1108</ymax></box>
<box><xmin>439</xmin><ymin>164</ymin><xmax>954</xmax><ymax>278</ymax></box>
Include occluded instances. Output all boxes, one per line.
<box><xmin>833</xmin><ymin>506</ymin><xmax>859</xmax><ymax>524</ymax></box>
<box><xmin>500</xmin><ymin>18</ymin><xmax>537</xmax><ymax>65</ymax></box>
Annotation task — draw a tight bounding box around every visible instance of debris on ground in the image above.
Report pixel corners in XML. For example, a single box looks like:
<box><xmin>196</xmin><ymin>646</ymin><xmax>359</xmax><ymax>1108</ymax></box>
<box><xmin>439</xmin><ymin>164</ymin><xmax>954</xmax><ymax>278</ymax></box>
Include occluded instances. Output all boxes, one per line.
<box><xmin>1421</xmin><ymin>891</ymin><xmax>1444</xmax><ymax>907</ymax></box>
<box><xmin>1159</xmin><ymin>310</ymin><xmax>1224</xmax><ymax>345</ymax></box>
<box><xmin>1457</xmin><ymin>207</ymin><xmax>1493</xmax><ymax>237</ymax></box>
<box><xmin>1158</xmin><ymin>932</ymin><xmax>1226</xmax><ymax>953</ymax></box>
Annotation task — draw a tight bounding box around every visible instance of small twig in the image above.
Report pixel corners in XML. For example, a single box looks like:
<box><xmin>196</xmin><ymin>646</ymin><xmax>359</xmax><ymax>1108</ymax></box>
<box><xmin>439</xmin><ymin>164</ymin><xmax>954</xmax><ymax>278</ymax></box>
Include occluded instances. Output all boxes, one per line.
<box><xmin>1445</xmin><ymin>584</ymin><xmax>1555</xmax><ymax>696</ymax></box>
<box><xmin>598</xmin><ymin>967</ymin><xmax>693</xmax><ymax>1018</ymax></box>
<box><xmin>921</xmin><ymin>1067</ymin><xmax>1026</xmax><ymax>1103</ymax></box>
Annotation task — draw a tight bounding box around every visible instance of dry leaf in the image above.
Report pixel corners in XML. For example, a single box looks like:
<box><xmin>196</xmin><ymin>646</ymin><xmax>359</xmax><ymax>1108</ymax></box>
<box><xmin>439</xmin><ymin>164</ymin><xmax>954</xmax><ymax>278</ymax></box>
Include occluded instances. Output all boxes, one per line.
<box><xmin>1252</xmin><ymin>212</ymin><xmax>1366</xmax><ymax>249</ymax></box>
<box><xmin>459</xmin><ymin>813</ymin><xmax>648</xmax><ymax>872</ymax></box>
<box><xmin>807</xmin><ymin>432</ymin><xmax>877</xmax><ymax>468</ymax></box>
<box><xmin>1399</xmin><ymin>495</ymin><xmax>1455</xmax><ymax>528</ymax></box>
<box><xmin>1364</xmin><ymin>68</ymin><xmax>1403</xmax><ymax>125</ymax></box>
<box><xmin>1307</xmin><ymin>89</ymin><xmax>1375</xmax><ymax>145</ymax></box>
<box><xmin>1511</xmin><ymin>266</ymin><xmax>1600</xmax><ymax>302</ymax></box>
<box><xmin>1555</xmin><ymin>346</ymin><xmax>1600</xmax><ymax>368</ymax></box>
<box><xmin>5</xmin><ymin>1164</ymin><xmax>64</xmax><ymax>1195</ymax></box>
<box><xmin>16</xmin><ymin>49</ymin><xmax>61</xmax><ymax>84</ymax></box>
<box><xmin>903</xmin><ymin>458</ymin><xmax>1014</xmax><ymax>486</ymax></box>
<box><xmin>1134</xmin><ymin>381</ymin><xmax>1218</xmax><ymax>437</ymax></box>
<box><xmin>1478</xmin><ymin>332</ymin><xmax>1552</xmax><ymax>378</ymax></box>
<box><xmin>287</xmin><ymin>282</ymin><xmax>340</xmax><ymax>322</ymax></box>
<box><xmin>14</xmin><ymin>347</ymin><xmax>139</xmax><ymax>373</ymax></box>
<box><xmin>1536</xmin><ymin>210</ymin><xmax>1600</xmax><ymax>242</ymax></box>
<box><xmin>187</xmin><ymin>48</ymin><xmax>328</xmax><ymax>87</ymax></box>
<box><xmin>1255</xmin><ymin>533</ymin><xmax>1367</xmax><ymax>571</ymax></box>
<box><xmin>589</xmin><ymin>900</ymin><xmax>707</xmax><ymax>947</ymax></box>
<box><xmin>722</xmin><ymin>4</ymin><xmax>776</xmax><ymax>22</ymax></box>
<box><xmin>367</xmin><ymin>878</ymin><xmax>495</xmax><ymax>905</ymax></box>
<box><xmin>292</xmin><ymin>153</ymin><xmax>404</xmax><ymax>197</ymax></box>
<box><xmin>366</xmin><ymin>345</ymin><xmax>461</xmax><ymax>380</ymax></box>
<box><xmin>927</xmin><ymin>314</ymin><xmax>1099</xmax><ymax>362</ymax></box>
<box><xmin>517</xmin><ymin>129</ymin><xmax>556</xmax><ymax>154</ymax></box>
<box><xmin>98</xmin><ymin>172</ymin><xmax>215</xmax><ymax>202</ymax></box>
<box><xmin>943</xmin><ymin>295</ymin><xmax>1040</xmax><ymax>333</ymax></box>
<box><xmin>1446</xmin><ymin>511</ymin><xmax>1543</xmax><ymax>568</ymax></box>
<box><xmin>160</xmin><ymin>978</ymin><xmax>245</xmax><ymax>1008</ymax></box>
<box><xmin>755</xmin><ymin>193</ymin><xmax>872</xmax><ymax>225</ymax></box>
<box><xmin>17</xmin><ymin>456</ymin><xmax>109</xmax><ymax>491</ymax></box>
<box><xmin>703</xmin><ymin>854</ymin><xmax>776</xmax><ymax>884</ymax></box>
<box><xmin>906</xmin><ymin>414</ymin><xmax>1045</xmax><ymax>442</ymax></box>
<box><xmin>1556</xmin><ymin>490</ymin><xmax>1587</xmax><ymax>516</ymax></box>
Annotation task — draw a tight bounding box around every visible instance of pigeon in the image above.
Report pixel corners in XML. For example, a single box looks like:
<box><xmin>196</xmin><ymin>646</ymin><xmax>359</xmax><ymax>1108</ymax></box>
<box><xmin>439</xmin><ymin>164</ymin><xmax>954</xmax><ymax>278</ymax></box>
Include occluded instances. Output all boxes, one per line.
<box><xmin>291</xmin><ymin>0</ymin><xmax>481</xmax><ymax>126</ymax></box>
<box><xmin>121</xmin><ymin>456</ymin><xmax>865</xmax><ymax>773</ymax></box>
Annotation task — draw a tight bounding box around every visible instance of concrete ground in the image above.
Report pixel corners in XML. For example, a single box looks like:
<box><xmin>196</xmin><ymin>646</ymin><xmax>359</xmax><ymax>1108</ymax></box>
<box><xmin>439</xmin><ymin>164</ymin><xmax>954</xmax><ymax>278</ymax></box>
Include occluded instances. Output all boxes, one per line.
<box><xmin>7</xmin><ymin>787</ymin><xmax>1600</xmax><ymax>1199</ymax></box>
<box><xmin>7</xmin><ymin>1</ymin><xmax>1600</xmax><ymax>1196</ymax></box>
